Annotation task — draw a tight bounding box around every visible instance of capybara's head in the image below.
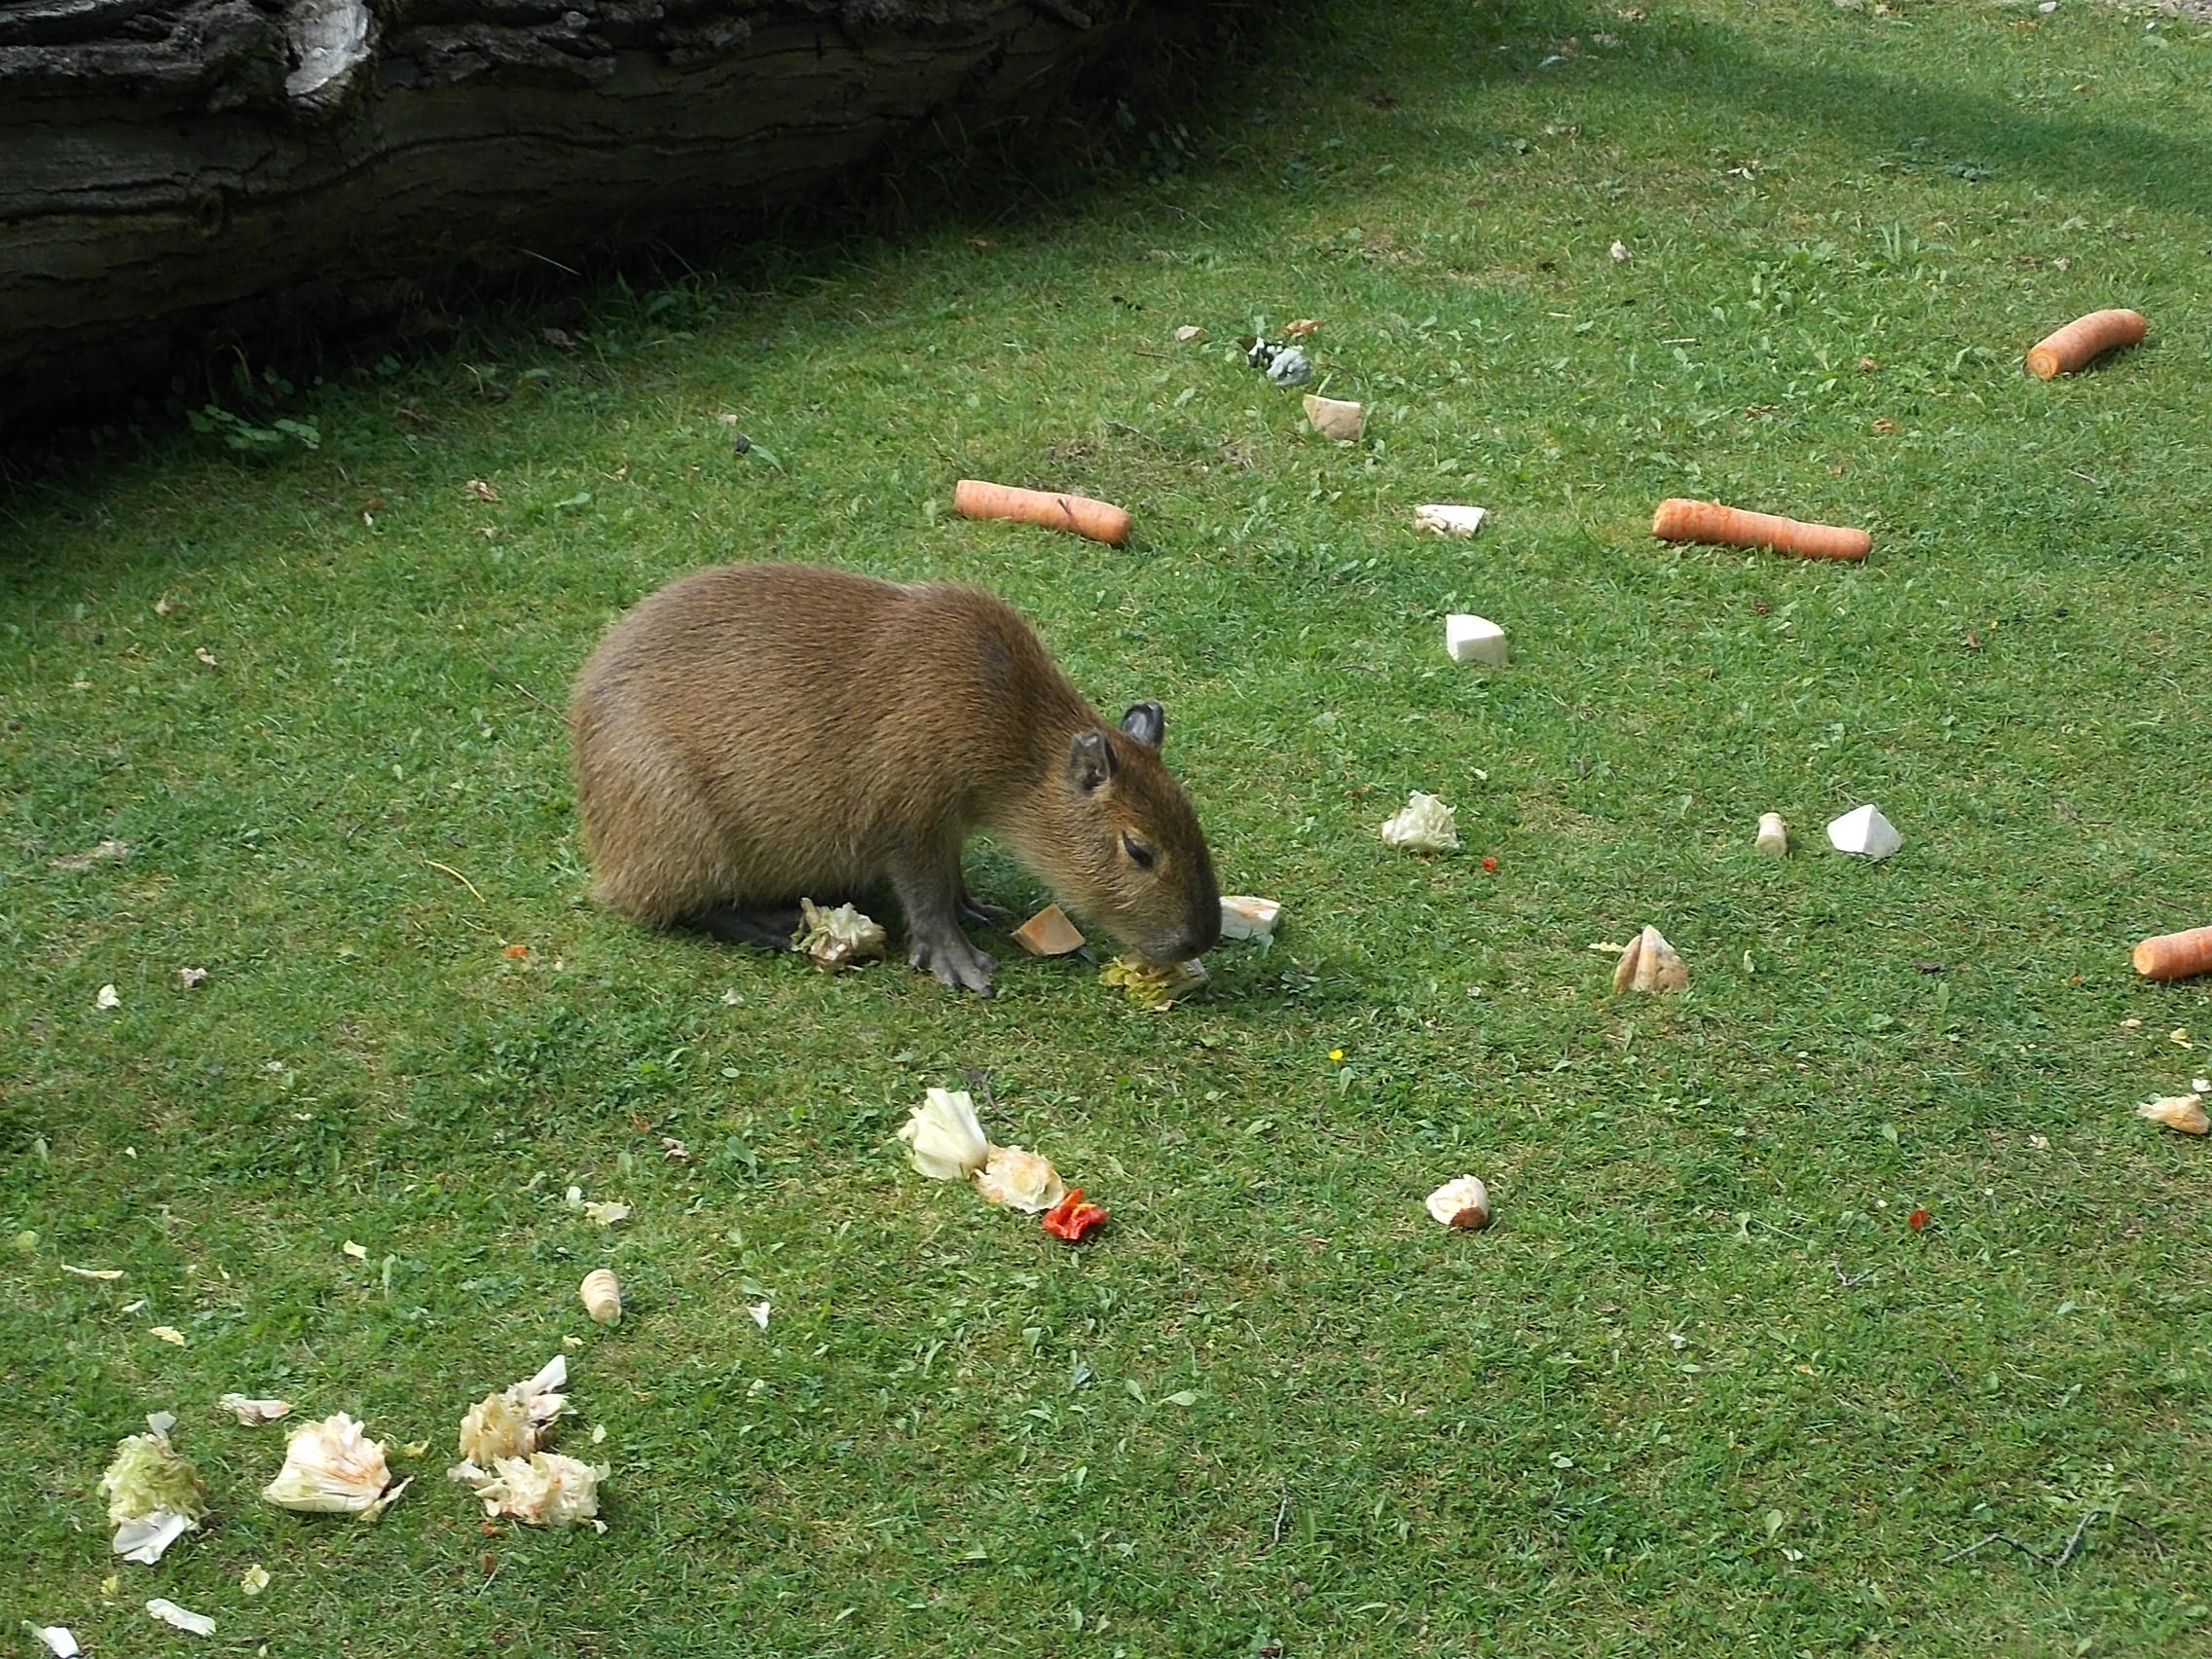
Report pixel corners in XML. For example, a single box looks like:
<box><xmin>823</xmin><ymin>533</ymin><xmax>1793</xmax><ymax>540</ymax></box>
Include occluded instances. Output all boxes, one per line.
<box><xmin>1039</xmin><ymin>700</ymin><xmax>1220</xmax><ymax>965</ymax></box>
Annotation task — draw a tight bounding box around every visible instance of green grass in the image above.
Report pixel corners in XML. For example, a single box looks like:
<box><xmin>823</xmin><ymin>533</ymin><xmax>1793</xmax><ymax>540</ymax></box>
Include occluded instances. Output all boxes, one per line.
<box><xmin>6</xmin><ymin>0</ymin><xmax>2212</xmax><ymax>1652</ymax></box>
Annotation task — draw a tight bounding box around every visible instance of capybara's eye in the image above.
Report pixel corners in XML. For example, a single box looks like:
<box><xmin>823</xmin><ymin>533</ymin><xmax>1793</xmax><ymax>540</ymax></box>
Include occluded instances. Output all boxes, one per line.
<box><xmin>1121</xmin><ymin>834</ymin><xmax>1155</xmax><ymax>869</ymax></box>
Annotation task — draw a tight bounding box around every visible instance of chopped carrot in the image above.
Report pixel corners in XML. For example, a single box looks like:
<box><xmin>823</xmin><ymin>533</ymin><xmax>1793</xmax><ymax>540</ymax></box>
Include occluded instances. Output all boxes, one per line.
<box><xmin>1042</xmin><ymin>1188</ymin><xmax>1109</xmax><ymax>1241</ymax></box>
<box><xmin>2026</xmin><ymin>309</ymin><xmax>2146</xmax><ymax>380</ymax></box>
<box><xmin>2131</xmin><ymin>925</ymin><xmax>2212</xmax><ymax>982</ymax></box>
<box><xmin>1650</xmin><ymin>498</ymin><xmax>1870</xmax><ymax>562</ymax></box>
<box><xmin>953</xmin><ymin>479</ymin><xmax>1131</xmax><ymax>545</ymax></box>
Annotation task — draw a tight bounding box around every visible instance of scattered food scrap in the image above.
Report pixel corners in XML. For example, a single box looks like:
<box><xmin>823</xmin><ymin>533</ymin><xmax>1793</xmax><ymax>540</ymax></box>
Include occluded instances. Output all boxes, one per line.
<box><xmin>32</xmin><ymin>1628</ymin><xmax>79</xmax><ymax>1658</ymax></box>
<box><xmin>102</xmin><ymin>1413</ymin><xmax>206</xmax><ymax>1564</ymax></box>
<box><xmin>2026</xmin><ymin>308</ymin><xmax>2146</xmax><ymax>379</ymax></box>
<box><xmin>2132</xmin><ymin>925</ymin><xmax>2212</xmax><ymax>981</ymax></box>
<box><xmin>1042</xmin><ymin>1188</ymin><xmax>1109</xmax><ymax>1242</ymax></box>
<box><xmin>953</xmin><ymin>479</ymin><xmax>1130</xmax><ymax>546</ymax></box>
<box><xmin>452</xmin><ymin>1356</ymin><xmax>570</xmax><ymax>1477</ymax></box>
<box><xmin>580</xmin><ymin>1269</ymin><xmax>622</xmax><ymax>1326</ymax></box>
<box><xmin>261</xmin><ymin>1413</ymin><xmax>407</xmax><ymax>1517</ymax></box>
<box><xmin>94</xmin><ymin>984</ymin><xmax>120</xmax><ymax>1011</ymax></box>
<box><xmin>240</xmin><ymin>1564</ymin><xmax>271</xmax><ymax>1595</ymax></box>
<box><xmin>899</xmin><ymin>1088</ymin><xmax>991</xmax><ymax>1181</ymax></box>
<box><xmin>749</xmin><ymin>1301</ymin><xmax>771</xmax><ymax>1330</ymax></box>
<box><xmin>177</xmin><ymin>966</ymin><xmax>209</xmax><ymax>989</ymax></box>
<box><xmin>1425</xmin><ymin>1175</ymin><xmax>1492</xmax><ymax>1231</ymax></box>
<box><xmin>1100</xmin><ymin>954</ymin><xmax>1210</xmax><ymax>1011</ymax></box>
<box><xmin>145</xmin><ymin>1600</ymin><xmax>214</xmax><ymax>1639</ymax></box>
<box><xmin>1827</xmin><ymin>804</ymin><xmax>1903</xmax><ymax>861</ymax></box>
<box><xmin>565</xmin><ymin>1187</ymin><xmax>631</xmax><ymax>1228</ymax></box>
<box><xmin>1444</xmin><ymin>614</ymin><xmax>1508</xmax><ymax>667</ymax></box>
<box><xmin>976</xmin><ymin>1145</ymin><xmax>1066</xmax><ymax>1214</ymax></box>
<box><xmin>1218</xmin><ymin>895</ymin><xmax>1281</xmax><ymax>941</ymax></box>
<box><xmin>1302</xmin><ymin>393</ymin><xmax>1363</xmax><ymax>442</ymax></box>
<box><xmin>1612</xmin><ymin>925</ymin><xmax>1689</xmax><ymax>993</ymax></box>
<box><xmin>1282</xmin><ymin>318</ymin><xmax>1323</xmax><ymax>340</ymax></box>
<box><xmin>1173</xmin><ymin>324</ymin><xmax>1203</xmax><ymax>343</ymax></box>
<box><xmin>1414</xmin><ymin>503</ymin><xmax>1488</xmax><ymax>537</ymax></box>
<box><xmin>792</xmin><ymin>898</ymin><xmax>887</xmax><ymax>971</ymax></box>
<box><xmin>1754</xmin><ymin>812</ymin><xmax>1790</xmax><ymax>856</ymax></box>
<box><xmin>465</xmin><ymin>1453</ymin><xmax>608</xmax><ymax>1530</ymax></box>
<box><xmin>1381</xmin><ymin>792</ymin><xmax>1459</xmax><ymax>852</ymax></box>
<box><xmin>218</xmin><ymin>1394</ymin><xmax>293</xmax><ymax>1425</ymax></box>
<box><xmin>1651</xmin><ymin>498</ymin><xmax>1870</xmax><ymax>562</ymax></box>
<box><xmin>2137</xmin><ymin>1094</ymin><xmax>2208</xmax><ymax>1135</ymax></box>
<box><xmin>1011</xmin><ymin>903</ymin><xmax>1087</xmax><ymax>956</ymax></box>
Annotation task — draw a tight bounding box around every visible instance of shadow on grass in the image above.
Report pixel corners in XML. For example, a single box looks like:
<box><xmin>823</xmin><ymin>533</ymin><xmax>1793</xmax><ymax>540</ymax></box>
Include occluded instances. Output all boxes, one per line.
<box><xmin>1487</xmin><ymin>0</ymin><xmax>2212</xmax><ymax>223</ymax></box>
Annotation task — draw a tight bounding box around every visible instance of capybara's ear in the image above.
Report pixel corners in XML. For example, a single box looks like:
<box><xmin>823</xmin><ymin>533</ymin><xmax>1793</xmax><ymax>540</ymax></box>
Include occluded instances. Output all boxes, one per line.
<box><xmin>1119</xmin><ymin>701</ymin><xmax>1164</xmax><ymax>749</ymax></box>
<box><xmin>1068</xmin><ymin>729</ymin><xmax>1116</xmax><ymax>793</ymax></box>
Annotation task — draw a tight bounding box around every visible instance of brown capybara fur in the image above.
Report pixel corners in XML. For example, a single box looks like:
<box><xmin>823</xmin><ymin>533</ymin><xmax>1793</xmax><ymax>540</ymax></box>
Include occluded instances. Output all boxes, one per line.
<box><xmin>569</xmin><ymin>563</ymin><xmax>1221</xmax><ymax>994</ymax></box>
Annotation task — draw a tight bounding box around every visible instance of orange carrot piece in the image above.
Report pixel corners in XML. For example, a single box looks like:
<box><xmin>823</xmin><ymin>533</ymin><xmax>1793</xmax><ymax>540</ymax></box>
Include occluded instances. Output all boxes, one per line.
<box><xmin>1650</xmin><ymin>498</ymin><xmax>1870</xmax><ymax>562</ymax></box>
<box><xmin>2025</xmin><ymin>309</ymin><xmax>2147</xmax><ymax>380</ymax></box>
<box><xmin>2132</xmin><ymin>925</ymin><xmax>2212</xmax><ymax>982</ymax></box>
<box><xmin>953</xmin><ymin>479</ymin><xmax>1131</xmax><ymax>546</ymax></box>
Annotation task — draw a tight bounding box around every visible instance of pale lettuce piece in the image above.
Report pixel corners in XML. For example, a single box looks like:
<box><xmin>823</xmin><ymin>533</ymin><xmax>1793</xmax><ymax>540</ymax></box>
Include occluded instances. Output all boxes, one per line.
<box><xmin>974</xmin><ymin>1145</ymin><xmax>1065</xmax><ymax>1214</ymax></box>
<box><xmin>898</xmin><ymin>1088</ymin><xmax>989</xmax><ymax>1180</ymax></box>
<box><xmin>463</xmin><ymin>1453</ymin><xmax>608</xmax><ymax>1530</ymax></box>
<box><xmin>218</xmin><ymin>1394</ymin><xmax>294</xmax><ymax>1424</ymax></box>
<box><xmin>451</xmin><ymin>1356</ymin><xmax>569</xmax><ymax>1474</ymax></box>
<box><xmin>261</xmin><ymin>1413</ymin><xmax>401</xmax><ymax>1515</ymax></box>
<box><xmin>1100</xmin><ymin>955</ymin><xmax>1210</xmax><ymax>1012</ymax></box>
<box><xmin>144</xmin><ymin>1600</ymin><xmax>214</xmax><ymax>1638</ymax></box>
<box><xmin>792</xmin><ymin>899</ymin><xmax>887</xmax><ymax>970</ymax></box>
<box><xmin>101</xmin><ymin>1417</ymin><xmax>206</xmax><ymax>1562</ymax></box>
<box><xmin>1381</xmin><ymin>792</ymin><xmax>1458</xmax><ymax>852</ymax></box>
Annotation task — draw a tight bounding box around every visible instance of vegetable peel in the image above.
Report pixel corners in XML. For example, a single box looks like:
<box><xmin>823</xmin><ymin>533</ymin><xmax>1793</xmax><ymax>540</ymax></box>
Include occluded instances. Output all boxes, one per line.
<box><xmin>1042</xmin><ymin>1188</ymin><xmax>1109</xmax><ymax>1241</ymax></box>
<box><xmin>261</xmin><ymin>1412</ymin><xmax>403</xmax><ymax>1516</ymax></box>
<box><xmin>1100</xmin><ymin>955</ymin><xmax>1210</xmax><ymax>1012</ymax></box>
<box><xmin>101</xmin><ymin>1417</ymin><xmax>206</xmax><ymax>1563</ymax></box>
<box><xmin>792</xmin><ymin>899</ymin><xmax>887</xmax><ymax>970</ymax></box>
<box><xmin>899</xmin><ymin>1088</ymin><xmax>990</xmax><ymax>1180</ymax></box>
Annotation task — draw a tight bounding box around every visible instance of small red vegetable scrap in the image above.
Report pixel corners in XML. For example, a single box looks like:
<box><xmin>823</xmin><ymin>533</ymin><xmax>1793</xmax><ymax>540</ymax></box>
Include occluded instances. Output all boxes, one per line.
<box><xmin>1907</xmin><ymin>1207</ymin><xmax>1931</xmax><ymax>1232</ymax></box>
<box><xmin>1481</xmin><ymin>856</ymin><xmax>1498</xmax><ymax>873</ymax></box>
<box><xmin>1042</xmin><ymin>1188</ymin><xmax>1109</xmax><ymax>1242</ymax></box>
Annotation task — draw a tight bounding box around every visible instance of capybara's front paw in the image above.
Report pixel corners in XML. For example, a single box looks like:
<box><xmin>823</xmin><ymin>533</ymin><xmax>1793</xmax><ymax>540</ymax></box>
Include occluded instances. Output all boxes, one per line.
<box><xmin>910</xmin><ymin>931</ymin><xmax>998</xmax><ymax>996</ymax></box>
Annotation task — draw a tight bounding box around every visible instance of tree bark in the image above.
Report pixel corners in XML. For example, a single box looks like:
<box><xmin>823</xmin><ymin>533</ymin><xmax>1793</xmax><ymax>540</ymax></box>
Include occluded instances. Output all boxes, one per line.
<box><xmin>0</xmin><ymin>0</ymin><xmax>1172</xmax><ymax>434</ymax></box>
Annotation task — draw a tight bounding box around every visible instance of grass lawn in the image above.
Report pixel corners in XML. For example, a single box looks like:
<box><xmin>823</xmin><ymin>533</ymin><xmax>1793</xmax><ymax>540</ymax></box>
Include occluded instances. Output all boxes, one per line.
<box><xmin>5</xmin><ymin>0</ymin><xmax>2211</xmax><ymax>1652</ymax></box>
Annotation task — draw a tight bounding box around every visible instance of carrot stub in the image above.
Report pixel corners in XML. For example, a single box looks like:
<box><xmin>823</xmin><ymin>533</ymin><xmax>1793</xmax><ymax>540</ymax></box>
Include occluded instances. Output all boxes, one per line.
<box><xmin>2131</xmin><ymin>925</ymin><xmax>2212</xmax><ymax>982</ymax></box>
<box><xmin>2025</xmin><ymin>309</ymin><xmax>2147</xmax><ymax>380</ymax></box>
<box><xmin>1650</xmin><ymin>498</ymin><xmax>1870</xmax><ymax>563</ymax></box>
<box><xmin>953</xmin><ymin>479</ymin><xmax>1131</xmax><ymax>546</ymax></box>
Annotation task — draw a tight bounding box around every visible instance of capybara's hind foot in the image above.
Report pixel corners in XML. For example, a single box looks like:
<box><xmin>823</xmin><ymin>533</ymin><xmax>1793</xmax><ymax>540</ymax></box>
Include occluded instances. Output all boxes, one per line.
<box><xmin>680</xmin><ymin>903</ymin><xmax>805</xmax><ymax>951</ymax></box>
